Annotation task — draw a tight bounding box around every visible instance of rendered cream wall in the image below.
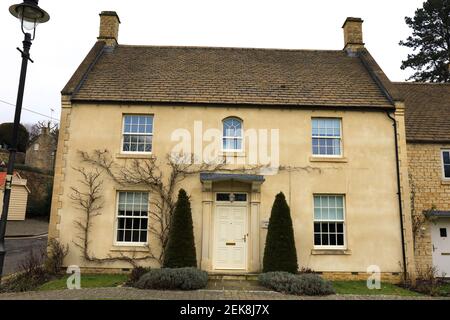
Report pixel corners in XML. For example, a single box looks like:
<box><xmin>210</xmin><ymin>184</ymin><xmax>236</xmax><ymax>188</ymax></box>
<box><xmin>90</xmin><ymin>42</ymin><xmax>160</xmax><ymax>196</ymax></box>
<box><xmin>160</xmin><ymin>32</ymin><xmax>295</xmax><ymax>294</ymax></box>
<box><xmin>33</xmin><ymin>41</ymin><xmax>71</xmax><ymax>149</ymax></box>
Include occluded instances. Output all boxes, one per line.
<box><xmin>54</xmin><ymin>103</ymin><xmax>403</xmax><ymax>273</ymax></box>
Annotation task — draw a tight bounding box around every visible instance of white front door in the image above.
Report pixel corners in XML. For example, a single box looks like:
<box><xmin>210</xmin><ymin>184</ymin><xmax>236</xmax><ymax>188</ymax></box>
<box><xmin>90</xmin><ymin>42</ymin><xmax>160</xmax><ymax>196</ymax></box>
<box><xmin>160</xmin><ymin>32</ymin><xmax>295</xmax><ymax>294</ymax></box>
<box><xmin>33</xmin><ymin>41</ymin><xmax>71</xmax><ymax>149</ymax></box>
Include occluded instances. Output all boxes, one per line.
<box><xmin>431</xmin><ymin>219</ymin><xmax>450</xmax><ymax>277</ymax></box>
<box><xmin>214</xmin><ymin>204</ymin><xmax>248</xmax><ymax>270</ymax></box>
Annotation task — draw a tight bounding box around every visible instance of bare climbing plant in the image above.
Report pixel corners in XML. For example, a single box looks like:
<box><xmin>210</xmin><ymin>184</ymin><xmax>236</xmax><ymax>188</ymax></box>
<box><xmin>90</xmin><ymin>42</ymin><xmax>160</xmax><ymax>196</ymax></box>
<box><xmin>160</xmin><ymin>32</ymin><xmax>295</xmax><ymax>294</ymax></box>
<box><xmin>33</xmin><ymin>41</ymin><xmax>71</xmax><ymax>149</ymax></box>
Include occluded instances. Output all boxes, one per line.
<box><xmin>70</xmin><ymin>167</ymin><xmax>154</xmax><ymax>266</ymax></box>
<box><xmin>72</xmin><ymin>150</ymin><xmax>267</xmax><ymax>265</ymax></box>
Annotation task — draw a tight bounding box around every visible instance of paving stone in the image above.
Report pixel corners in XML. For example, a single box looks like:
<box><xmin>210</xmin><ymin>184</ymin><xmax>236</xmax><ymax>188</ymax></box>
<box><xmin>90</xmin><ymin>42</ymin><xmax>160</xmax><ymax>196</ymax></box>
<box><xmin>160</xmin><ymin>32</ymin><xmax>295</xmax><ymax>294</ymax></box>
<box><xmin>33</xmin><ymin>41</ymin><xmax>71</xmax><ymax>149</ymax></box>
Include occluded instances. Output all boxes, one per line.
<box><xmin>0</xmin><ymin>287</ymin><xmax>447</xmax><ymax>300</ymax></box>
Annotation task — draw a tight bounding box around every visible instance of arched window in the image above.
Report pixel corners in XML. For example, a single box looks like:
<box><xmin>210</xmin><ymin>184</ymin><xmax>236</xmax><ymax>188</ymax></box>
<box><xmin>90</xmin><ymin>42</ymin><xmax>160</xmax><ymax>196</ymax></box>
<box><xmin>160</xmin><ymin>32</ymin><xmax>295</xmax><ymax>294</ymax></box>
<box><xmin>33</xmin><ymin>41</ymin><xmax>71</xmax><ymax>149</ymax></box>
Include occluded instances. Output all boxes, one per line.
<box><xmin>223</xmin><ymin>117</ymin><xmax>243</xmax><ymax>151</ymax></box>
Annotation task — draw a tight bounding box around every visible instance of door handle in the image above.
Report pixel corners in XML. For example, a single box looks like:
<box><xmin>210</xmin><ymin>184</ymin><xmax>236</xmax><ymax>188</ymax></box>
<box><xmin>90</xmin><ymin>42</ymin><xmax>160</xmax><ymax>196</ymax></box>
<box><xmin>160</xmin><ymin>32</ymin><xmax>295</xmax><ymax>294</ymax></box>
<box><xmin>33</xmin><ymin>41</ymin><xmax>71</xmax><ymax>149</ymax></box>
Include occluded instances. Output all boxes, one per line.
<box><xmin>433</xmin><ymin>245</ymin><xmax>437</xmax><ymax>252</ymax></box>
<box><xmin>243</xmin><ymin>234</ymin><xmax>248</xmax><ymax>243</ymax></box>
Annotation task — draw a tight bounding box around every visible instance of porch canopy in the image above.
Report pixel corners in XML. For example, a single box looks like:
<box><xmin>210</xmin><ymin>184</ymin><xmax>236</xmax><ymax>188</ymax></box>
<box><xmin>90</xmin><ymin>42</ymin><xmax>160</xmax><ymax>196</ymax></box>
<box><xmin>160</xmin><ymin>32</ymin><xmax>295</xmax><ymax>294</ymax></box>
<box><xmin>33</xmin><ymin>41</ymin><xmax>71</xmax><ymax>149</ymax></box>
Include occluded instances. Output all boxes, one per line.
<box><xmin>426</xmin><ymin>211</ymin><xmax>450</xmax><ymax>218</ymax></box>
<box><xmin>200</xmin><ymin>173</ymin><xmax>265</xmax><ymax>183</ymax></box>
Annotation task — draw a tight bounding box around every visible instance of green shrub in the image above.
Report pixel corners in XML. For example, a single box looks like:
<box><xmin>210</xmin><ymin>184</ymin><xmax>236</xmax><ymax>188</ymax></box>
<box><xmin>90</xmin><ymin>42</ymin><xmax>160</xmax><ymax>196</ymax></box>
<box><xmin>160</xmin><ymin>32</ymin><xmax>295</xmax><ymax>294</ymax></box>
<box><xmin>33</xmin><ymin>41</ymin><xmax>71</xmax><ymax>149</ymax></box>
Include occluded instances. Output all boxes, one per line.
<box><xmin>263</xmin><ymin>192</ymin><xmax>298</xmax><ymax>274</ymax></box>
<box><xmin>126</xmin><ymin>266</ymin><xmax>152</xmax><ymax>286</ymax></box>
<box><xmin>163</xmin><ymin>189</ymin><xmax>197</xmax><ymax>268</ymax></box>
<box><xmin>135</xmin><ymin>268</ymin><xmax>208</xmax><ymax>291</ymax></box>
<box><xmin>258</xmin><ymin>272</ymin><xmax>335</xmax><ymax>296</ymax></box>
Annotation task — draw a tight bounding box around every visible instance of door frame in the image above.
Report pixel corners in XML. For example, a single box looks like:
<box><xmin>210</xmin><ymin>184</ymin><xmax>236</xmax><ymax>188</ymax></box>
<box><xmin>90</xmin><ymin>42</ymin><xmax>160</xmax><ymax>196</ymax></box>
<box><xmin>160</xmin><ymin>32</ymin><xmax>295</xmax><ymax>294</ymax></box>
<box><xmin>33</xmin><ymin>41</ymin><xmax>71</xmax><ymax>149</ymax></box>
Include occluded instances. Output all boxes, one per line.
<box><xmin>212</xmin><ymin>192</ymin><xmax>249</xmax><ymax>271</ymax></box>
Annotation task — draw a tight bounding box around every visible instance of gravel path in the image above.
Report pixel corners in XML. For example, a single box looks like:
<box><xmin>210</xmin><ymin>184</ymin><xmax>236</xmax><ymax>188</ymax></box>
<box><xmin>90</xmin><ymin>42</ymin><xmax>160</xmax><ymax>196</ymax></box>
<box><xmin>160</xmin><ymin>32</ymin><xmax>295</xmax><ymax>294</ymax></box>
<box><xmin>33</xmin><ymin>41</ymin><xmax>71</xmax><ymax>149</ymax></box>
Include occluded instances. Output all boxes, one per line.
<box><xmin>0</xmin><ymin>287</ymin><xmax>446</xmax><ymax>300</ymax></box>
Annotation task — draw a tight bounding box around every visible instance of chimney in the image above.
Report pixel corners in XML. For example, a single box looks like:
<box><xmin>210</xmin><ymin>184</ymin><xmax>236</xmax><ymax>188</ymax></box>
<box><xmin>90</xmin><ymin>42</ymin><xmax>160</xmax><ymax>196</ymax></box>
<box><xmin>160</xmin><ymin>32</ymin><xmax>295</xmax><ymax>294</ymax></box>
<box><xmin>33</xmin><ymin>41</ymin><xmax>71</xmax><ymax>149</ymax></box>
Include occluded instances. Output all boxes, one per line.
<box><xmin>98</xmin><ymin>11</ymin><xmax>121</xmax><ymax>46</ymax></box>
<box><xmin>342</xmin><ymin>17</ymin><xmax>364</xmax><ymax>53</ymax></box>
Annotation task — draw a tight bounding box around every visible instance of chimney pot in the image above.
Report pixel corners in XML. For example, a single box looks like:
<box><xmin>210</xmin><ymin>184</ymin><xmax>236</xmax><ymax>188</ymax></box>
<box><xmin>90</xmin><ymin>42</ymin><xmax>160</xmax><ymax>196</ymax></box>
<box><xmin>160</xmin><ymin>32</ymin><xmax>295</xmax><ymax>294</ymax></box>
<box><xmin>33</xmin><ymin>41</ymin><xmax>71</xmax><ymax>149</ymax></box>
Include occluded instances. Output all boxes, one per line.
<box><xmin>342</xmin><ymin>17</ymin><xmax>364</xmax><ymax>53</ymax></box>
<box><xmin>98</xmin><ymin>11</ymin><xmax>121</xmax><ymax>46</ymax></box>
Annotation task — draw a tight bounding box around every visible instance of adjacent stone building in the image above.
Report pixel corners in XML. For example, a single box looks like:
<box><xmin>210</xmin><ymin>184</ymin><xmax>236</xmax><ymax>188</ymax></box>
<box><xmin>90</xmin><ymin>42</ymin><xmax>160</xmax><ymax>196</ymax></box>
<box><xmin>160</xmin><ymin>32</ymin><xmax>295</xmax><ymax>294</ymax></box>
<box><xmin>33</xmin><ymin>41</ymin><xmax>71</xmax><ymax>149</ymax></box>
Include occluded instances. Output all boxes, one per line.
<box><xmin>397</xmin><ymin>83</ymin><xmax>450</xmax><ymax>277</ymax></box>
<box><xmin>25</xmin><ymin>126</ymin><xmax>57</xmax><ymax>172</ymax></box>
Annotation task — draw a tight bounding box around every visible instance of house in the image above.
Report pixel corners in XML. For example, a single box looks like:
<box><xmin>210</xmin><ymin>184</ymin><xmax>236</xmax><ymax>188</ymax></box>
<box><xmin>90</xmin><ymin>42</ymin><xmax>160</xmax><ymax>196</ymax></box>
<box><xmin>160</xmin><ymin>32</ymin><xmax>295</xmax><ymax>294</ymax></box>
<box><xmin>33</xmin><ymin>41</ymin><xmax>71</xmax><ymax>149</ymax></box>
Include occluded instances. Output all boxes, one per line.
<box><xmin>25</xmin><ymin>125</ymin><xmax>57</xmax><ymax>172</ymax></box>
<box><xmin>48</xmin><ymin>12</ymin><xmax>417</xmax><ymax>281</ymax></box>
<box><xmin>397</xmin><ymin>83</ymin><xmax>450</xmax><ymax>277</ymax></box>
<box><xmin>0</xmin><ymin>172</ymin><xmax>30</xmax><ymax>221</ymax></box>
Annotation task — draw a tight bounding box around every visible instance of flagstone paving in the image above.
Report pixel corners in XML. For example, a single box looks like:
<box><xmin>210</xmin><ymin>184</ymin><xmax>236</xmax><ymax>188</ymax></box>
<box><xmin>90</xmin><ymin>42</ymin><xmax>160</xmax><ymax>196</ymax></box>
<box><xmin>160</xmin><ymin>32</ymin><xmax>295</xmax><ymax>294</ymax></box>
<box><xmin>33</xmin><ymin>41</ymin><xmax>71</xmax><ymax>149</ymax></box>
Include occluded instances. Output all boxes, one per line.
<box><xmin>0</xmin><ymin>287</ymin><xmax>447</xmax><ymax>300</ymax></box>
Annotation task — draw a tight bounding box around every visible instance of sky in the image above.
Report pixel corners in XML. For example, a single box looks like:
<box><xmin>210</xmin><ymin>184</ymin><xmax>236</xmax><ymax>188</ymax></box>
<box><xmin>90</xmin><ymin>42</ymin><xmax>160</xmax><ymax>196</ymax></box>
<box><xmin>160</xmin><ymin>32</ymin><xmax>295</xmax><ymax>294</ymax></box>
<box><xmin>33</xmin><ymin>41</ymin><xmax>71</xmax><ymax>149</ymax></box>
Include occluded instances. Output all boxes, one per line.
<box><xmin>0</xmin><ymin>0</ymin><xmax>424</xmax><ymax>125</ymax></box>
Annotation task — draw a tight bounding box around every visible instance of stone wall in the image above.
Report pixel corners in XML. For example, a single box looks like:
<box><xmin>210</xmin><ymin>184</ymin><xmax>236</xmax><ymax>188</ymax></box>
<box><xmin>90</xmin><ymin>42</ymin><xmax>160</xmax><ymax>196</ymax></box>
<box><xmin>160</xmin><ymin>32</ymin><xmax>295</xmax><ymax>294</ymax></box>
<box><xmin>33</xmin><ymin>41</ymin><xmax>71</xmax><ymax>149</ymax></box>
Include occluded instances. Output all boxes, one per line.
<box><xmin>407</xmin><ymin>143</ymin><xmax>450</xmax><ymax>273</ymax></box>
<box><xmin>0</xmin><ymin>149</ymin><xmax>25</xmax><ymax>164</ymax></box>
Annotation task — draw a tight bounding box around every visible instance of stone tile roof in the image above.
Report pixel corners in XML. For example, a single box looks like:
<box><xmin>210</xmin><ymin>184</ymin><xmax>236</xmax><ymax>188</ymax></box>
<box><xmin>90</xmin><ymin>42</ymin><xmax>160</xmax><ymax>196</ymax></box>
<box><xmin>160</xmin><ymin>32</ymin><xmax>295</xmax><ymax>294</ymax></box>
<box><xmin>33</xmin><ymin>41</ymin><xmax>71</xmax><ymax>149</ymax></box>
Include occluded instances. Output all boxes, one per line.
<box><xmin>395</xmin><ymin>83</ymin><xmax>450</xmax><ymax>143</ymax></box>
<box><xmin>64</xmin><ymin>44</ymin><xmax>393</xmax><ymax>108</ymax></box>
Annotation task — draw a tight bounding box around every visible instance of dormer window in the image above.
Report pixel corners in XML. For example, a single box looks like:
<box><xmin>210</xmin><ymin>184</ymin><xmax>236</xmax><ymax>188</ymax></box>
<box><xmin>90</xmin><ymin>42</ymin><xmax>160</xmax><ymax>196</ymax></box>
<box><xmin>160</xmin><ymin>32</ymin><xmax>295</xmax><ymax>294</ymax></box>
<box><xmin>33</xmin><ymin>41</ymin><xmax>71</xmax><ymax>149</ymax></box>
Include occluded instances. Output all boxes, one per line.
<box><xmin>222</xmin><ymin>117</ymin><xmax>243</xmax><ymax>152</ymax></box>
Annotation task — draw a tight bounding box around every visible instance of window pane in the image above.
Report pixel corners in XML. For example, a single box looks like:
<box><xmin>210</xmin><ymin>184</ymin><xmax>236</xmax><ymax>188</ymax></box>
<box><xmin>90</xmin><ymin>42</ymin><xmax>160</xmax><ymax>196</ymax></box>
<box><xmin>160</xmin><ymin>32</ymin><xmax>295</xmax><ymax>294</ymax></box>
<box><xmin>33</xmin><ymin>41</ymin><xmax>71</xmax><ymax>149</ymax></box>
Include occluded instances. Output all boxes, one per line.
<box><xmin>445</xmin><ymin>165</ymin><xmax>450</xmax><ymax>178</ymax></box>
<box><xmin>314</xmin><ymin>233</ymin><xmax>321</xmax><ymax>246</ymax></box>
<box><xmin>329</xmin><ymin>208</ymin><xmax>337</xmax><ymax>220</ymax></box>
<box><xmin>330</xmin><ymin>234</ymin><xmax>337</xmax><ymax>245</ymax></box>
<box><xmin>329</xmin><ymin>223</ymin><xmax>336</xmax><ymax>233</ymax></box>
<box><xmin>216</xmin><ymin>193</ymin><xmax>230</xmax><ymax>201</ymax></box>
<box><xmin>234</xmin><ymin>194</ymin><xmax>247</xmax><ymax>202</ymax></box>
<box><xmin>337</xmin><ymin>234</ymin><xmax>344</xmax><ymax>246</ymax></box>
<box><xmin>141</xmin><ymin>219</ymin><xmax>148</xmax><ymax>230</ymax></box>
<box><xmin>336</xmin><ymin>208</ymin><xmax>344</xmax><ymax>220</ymax></box>
<box><xmin>117</xmin><ymin>230</ymin><xmax>124</xmax><ymax>242</ymax></box>
<box><xmin>443</xmin><ymin>151</ymin><xmax>450</xmax><ymax>164</ymax></box>
<box><xmin>314</xmin><ymin>223</ymin><xmax>320</xmax><ymax>233</ymax></box>
<box><xmin>140</xmin><ymin>231</ymin><xmax>148</xmax><ymax>243</ymax></box>
<box><xmin>322</xmin><ymin>234</ymin><xmax>329</xmax><ymax>245</ymax></box>
<box><xmin>314</xmin><ymin>208</ymin><xmax>321</xmax><ymax>220</ymax></box>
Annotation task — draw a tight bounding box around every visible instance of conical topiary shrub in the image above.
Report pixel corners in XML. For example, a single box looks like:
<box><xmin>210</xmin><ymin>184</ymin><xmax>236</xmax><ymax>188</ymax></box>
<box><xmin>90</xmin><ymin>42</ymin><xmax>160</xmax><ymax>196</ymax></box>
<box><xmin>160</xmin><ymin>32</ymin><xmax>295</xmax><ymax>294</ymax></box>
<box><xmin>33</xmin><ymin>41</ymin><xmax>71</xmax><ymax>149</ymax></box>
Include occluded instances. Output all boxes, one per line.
<box><xmin>263</xmin><ymin>192</ymin><xmax>298</xmax><ymax>274</ymax></box>
<box><xmin>163</xmin><ymin>189</ymin><xmax>197</xmax><ymax>268</ymax></box>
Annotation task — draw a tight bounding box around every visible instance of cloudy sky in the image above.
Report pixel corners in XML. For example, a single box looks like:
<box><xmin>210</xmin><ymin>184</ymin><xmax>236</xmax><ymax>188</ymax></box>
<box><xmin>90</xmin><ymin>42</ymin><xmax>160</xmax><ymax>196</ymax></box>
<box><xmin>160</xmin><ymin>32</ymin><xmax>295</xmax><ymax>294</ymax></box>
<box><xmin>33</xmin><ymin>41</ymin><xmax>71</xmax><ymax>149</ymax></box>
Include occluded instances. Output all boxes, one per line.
<box><xmin>0</xmin><ymin>0</ymin><xmax>424</xmax><ymax>125</ymax></box>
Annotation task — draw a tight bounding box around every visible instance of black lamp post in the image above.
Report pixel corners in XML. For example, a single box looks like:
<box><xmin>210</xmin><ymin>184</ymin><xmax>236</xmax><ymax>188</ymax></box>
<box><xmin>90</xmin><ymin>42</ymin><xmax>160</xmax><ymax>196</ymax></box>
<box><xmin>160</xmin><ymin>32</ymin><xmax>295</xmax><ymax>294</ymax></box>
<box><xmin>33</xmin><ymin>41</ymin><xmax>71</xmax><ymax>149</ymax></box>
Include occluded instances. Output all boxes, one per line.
<box><xmin>0</xmin><ymin>0</ymin><xmax>49</xmax><ymax>280</ymax></box>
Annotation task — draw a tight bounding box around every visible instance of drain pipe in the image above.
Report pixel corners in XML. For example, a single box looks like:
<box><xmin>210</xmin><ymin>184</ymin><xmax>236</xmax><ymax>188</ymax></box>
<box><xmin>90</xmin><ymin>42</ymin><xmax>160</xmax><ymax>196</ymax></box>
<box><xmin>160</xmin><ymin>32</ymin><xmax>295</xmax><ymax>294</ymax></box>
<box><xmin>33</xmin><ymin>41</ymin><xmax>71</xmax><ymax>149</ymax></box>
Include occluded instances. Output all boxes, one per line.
<box><xmin>386</xmin><ymin>111</ymin><xmax>408</xmax><ymax>281</ymax></box>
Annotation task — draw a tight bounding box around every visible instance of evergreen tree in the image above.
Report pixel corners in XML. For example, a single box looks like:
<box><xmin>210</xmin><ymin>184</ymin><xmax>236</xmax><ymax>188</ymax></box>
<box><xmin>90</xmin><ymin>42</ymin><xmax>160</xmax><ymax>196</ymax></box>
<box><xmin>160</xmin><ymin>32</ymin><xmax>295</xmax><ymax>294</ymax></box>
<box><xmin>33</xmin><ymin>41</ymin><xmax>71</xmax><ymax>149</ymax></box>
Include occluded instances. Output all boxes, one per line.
<box><xmin>400</xmin><ymin>0</ymin><xmax>450</xmax><ymax>82</ymax></box>
<box><xmin>263</xmin><ymin>192</ymin><xmax>298</xmax><ymax>274</ymax></box>
<box><xmin>163</xmin><ymin>189</ymin><xmax>197</xmax><ymax>268</ymax></box>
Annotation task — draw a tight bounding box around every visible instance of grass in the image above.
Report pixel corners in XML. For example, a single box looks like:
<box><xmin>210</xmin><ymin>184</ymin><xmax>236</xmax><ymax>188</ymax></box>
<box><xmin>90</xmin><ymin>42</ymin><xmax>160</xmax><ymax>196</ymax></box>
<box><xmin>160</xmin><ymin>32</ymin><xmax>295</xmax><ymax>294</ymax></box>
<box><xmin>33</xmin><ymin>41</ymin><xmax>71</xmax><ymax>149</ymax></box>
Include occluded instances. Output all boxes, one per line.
<box><xmin>38</xmin><ymin>274</ymin><xmax>128</xmax><ymax>291</ymax></box>
<box><xmin>435</xmin><ymin>282</ymin><xmax>450</xmax><ymax>296</ymax></box>
<box><xmin>332</xmin><ymin>281</ymin><xmax>422</xmax><ymax>296</ymax></box>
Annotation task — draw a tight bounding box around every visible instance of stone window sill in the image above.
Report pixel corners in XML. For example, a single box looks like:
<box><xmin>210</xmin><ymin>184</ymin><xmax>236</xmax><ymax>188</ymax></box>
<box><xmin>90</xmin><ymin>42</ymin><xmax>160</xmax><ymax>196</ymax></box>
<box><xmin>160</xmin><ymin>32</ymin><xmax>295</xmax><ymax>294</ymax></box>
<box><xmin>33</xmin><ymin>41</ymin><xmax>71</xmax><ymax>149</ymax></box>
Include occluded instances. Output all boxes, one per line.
<box><xmin>309</xmin><ymin>156</ymin><xmax>348</xmax><ymax>163</ymax></box>
<box><xmin>110</xmin><ymin>246</ymin><xmax>149</xmax><ymax>253</ymax></box>
<box><xmin>441</xmin><ymin>180</ymin><xmax>450</xmax><ymax>185</ymax></box>
<box><xmin>115</xmin><ymin>153</ymin><xmax>153</xmax><ymax>160</ymax></box>
<box><xmin>220</xmin><ymin>152</ymin><xmax>246</xmax><ymax>158</ymax></box>
<box><xmin>311</xmin><ymin>249</ymin><xmax>352</xmax><ymax>256</ymax></box>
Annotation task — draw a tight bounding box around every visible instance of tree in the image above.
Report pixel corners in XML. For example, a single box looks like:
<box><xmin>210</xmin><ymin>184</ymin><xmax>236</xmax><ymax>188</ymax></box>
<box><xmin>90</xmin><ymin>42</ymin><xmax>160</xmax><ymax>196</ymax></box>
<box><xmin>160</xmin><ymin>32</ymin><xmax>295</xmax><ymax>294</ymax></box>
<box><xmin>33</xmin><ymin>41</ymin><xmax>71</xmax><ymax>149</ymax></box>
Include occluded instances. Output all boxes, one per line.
<box><xmin>400</xmin><ymin>0</ymin><xmax>450</xmax><ymax>82</ymax></box>
<box><xmin>163</xmin><ymin>189</ymin><xmax>197</xmax><ymax>268</ymax></box>
<box><xmin>25</xmin><ymin>121</ymin><xmax>59</xmax><ymax>146</ymax></box>
<box><xmin>263</xmin><ymin>192</ymin><xmax>298</xmax><ymax>274</ymax></box>
<box><xmin>0</xmin><ymin>122</ymin><xmax>29</xmax><ymax>152</ymax></box>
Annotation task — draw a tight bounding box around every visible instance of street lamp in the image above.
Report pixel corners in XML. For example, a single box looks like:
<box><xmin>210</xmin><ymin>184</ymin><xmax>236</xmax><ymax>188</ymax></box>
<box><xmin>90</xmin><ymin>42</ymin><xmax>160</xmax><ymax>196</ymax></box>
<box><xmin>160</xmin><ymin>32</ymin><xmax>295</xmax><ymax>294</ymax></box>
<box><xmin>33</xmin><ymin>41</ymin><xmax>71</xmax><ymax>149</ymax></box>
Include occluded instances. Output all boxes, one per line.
<box><xmin>0</xmin><ymin>0</ymin><xmax>49</xmax><ymax>280</ymax></box>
